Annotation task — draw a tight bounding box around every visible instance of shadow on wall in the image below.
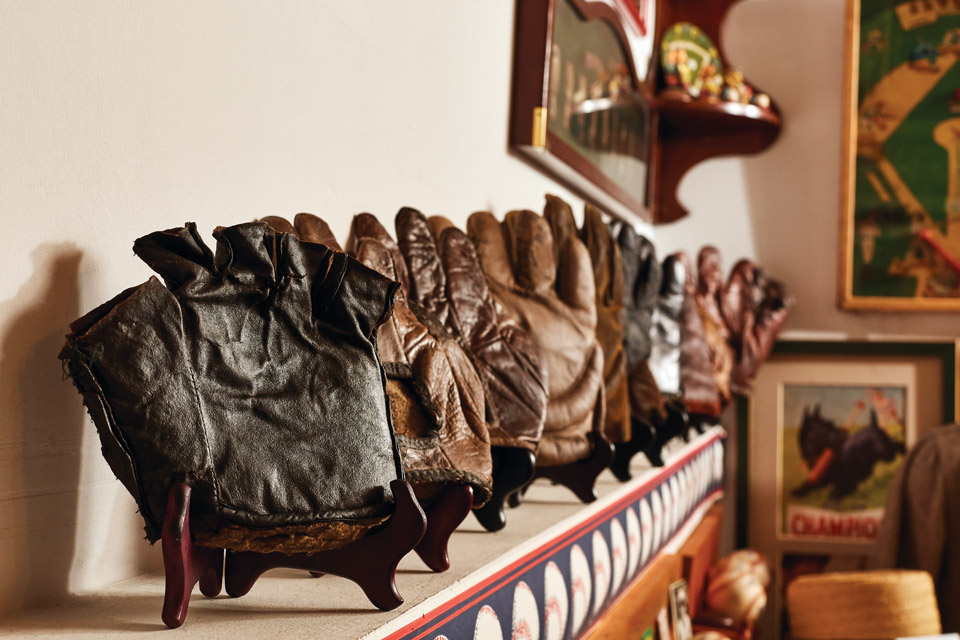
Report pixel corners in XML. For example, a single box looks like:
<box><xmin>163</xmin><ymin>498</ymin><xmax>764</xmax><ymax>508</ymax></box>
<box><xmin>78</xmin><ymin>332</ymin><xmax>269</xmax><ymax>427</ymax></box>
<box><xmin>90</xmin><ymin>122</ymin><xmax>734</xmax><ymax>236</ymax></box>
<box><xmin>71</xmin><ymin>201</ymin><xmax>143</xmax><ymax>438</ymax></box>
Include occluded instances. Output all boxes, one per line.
<box><xmin>0</xmin><ymin>245</ymin><xmax>85</xmax><ymax>612</ymax></box>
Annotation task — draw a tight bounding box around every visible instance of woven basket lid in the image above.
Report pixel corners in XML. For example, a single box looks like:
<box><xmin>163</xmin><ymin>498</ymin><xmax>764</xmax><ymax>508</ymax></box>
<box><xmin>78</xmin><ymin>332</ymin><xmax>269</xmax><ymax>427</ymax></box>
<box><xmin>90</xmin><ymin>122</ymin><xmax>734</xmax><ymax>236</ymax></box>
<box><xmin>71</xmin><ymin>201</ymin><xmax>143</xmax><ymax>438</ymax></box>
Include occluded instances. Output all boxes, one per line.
<box><xmin>786</xmin><ymin>570</ymin><xmax>941</xmax><ymax>640</ymax></box>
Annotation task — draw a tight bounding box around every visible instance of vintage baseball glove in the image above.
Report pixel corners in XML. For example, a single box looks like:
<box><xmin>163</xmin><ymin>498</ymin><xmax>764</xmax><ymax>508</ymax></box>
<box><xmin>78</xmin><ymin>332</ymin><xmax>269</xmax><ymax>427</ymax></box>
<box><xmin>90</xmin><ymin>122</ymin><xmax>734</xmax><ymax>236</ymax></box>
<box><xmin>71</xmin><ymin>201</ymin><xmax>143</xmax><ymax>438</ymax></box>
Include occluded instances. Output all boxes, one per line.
<box><xmin>60</xmin><ymin>222</ymin><xmax>403</xmax><ymax>553</ymax></box>
<box><xmin>467</xmin><ymin>207</ymin><xmax>605</xmax><ymax>467</ymax></box>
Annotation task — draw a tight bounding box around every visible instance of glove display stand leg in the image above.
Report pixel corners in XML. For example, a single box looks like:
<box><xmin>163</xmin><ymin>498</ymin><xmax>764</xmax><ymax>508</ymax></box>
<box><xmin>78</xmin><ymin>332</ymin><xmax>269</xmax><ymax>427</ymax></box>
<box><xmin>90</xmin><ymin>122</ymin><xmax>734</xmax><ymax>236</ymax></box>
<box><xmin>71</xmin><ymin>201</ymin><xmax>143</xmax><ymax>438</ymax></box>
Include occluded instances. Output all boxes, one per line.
<box><xmin>473</xmin><ymin>447</ymin><xmax>537</xmax><ymax>532</ymax></box>
<box><xmin>223</xmin><ymin>479</ymin><xmax>426</xmax><ymax>611</ymax></box>
<box><xmin>532</xmin><ymin>431</ymin><xmax>615</xmax><ymax>504</ymax></box>
<box><xmin>414</xmin><ymin>484</ymin><xmax>474</xmax><ymax>572</ymax></box>
<box><xmin>161</xmin><ymin>483</ymin><xmax>224</xmax><ymax>629</ymax></box>
<box><xmin>610</xmin><ymin>418</ymin><xmax>660</xmax><ymax>481</ymax></box>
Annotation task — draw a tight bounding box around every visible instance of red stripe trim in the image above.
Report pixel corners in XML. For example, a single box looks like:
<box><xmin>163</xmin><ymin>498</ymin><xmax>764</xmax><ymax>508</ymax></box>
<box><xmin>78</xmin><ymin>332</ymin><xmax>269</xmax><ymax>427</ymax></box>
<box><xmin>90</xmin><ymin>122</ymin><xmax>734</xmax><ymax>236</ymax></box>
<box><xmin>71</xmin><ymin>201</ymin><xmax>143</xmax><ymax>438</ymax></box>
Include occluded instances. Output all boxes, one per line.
<box><xmin>381</xmin><ymin>434</ymin><xmax>722</xmax><ymax>640</ymax></box>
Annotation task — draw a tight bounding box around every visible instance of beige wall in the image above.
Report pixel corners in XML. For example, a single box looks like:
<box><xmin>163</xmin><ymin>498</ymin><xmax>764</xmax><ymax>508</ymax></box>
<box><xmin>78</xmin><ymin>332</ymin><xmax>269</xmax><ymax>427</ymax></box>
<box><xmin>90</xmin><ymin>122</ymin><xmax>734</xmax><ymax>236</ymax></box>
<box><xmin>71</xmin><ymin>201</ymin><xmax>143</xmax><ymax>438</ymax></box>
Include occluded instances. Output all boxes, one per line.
<box><xmin>1</xmin><ymin>0</ymin><xmax>954</xmax><ymax>618</ymax></box>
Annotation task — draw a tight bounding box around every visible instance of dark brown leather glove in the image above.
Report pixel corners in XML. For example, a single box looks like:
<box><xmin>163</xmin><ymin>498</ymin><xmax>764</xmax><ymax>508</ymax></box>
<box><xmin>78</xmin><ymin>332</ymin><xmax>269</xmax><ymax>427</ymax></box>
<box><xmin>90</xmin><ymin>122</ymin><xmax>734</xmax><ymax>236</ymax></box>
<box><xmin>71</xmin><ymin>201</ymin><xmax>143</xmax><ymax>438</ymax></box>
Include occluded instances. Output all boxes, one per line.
<box><xmin>676</xmin><ymin>251</ymin><xmax>722</xmax><ymax>421</ymax></box>
<box><xmin>696</xmin><ymin>246</ymin><xmax>734</xmax><ymax>405</ymax></box>
<box><xmin>393</xmin><ymin>208</ymin><xmax>547</xmax><ymax>452</ymax></box>
<box><xmin>721</xmin><ymin>259</ymin><xmax>791</xmax><ymax>394</ymax></box>
<box><xmin>543</xmin><ymin>197</ymin><xmax>630</xmax><ymax>445</ymax></box>
<box><xmin>60</xmin><ymin>222</ymin><xmax>402</xmax><ymax>553</ymax></box>
<box><xmin>468</xmin><ymin>208</ymin><xmax>605</xmax><ymax>468</ymax></box>
<box><xmin>343</xmin><ymin>213</ymin><xmax>494</xmax><ymax>506</ymax></box>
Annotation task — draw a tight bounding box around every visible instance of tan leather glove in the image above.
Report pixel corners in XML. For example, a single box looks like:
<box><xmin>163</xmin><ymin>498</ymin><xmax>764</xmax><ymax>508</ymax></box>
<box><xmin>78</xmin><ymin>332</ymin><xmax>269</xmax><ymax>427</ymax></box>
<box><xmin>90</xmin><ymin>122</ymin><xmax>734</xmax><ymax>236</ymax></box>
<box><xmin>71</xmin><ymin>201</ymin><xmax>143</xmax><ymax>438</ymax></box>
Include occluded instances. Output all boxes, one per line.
<box><xmin>262</xmin><ymin>214</ymin><xmax>493</xmax><ymax>507</ymax></box>
<box><xmin>696</xmin><ymin>246</ymin><xmax>734</xmax><ymax>405</ymax></box>
<box><xmin>467</xmin><ymin>207</ymin><xmax>605</xmax><ymax>468</ymax></box>
<box><xmin>542</xmin><ymin>196</ymin><xmax>629</xmax><ymax>445</ymax></box>
<box><xmin>393</xmin><ymin>208</ymin><xmax>547</xmax><ymax>452</ymax></box>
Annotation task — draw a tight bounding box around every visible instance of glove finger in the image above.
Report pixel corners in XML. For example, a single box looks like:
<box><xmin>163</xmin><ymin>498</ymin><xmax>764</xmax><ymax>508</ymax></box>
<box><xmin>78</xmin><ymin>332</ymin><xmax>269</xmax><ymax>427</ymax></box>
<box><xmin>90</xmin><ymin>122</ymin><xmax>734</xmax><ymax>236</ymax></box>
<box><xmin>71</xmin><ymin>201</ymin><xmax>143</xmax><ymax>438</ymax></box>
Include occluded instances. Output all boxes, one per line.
<box><xmin>467</xmin><ymin>211</ymin><xmax>516</xmax><ymax>288</ymax></box>
<box><xmin>635</xmin><ymin>234</ymin><xmax>661</xmax><ymax>313</ymax></box>
<box><xmin>295</xmin><ymin>213</ymin><xmax>343</xmax><ymax>252</ymax></box>
<box><xmin>615</xmin><ymin>224</ymin><xmax>641</xmax><ymax>306</ymax></box>
<box><xmin>581</xmin><ymin>204</ymin><xmax>616</xmax><ymax>302</ymax></box>
<box><xmin>438</xmin><ymin>226</ymin><xmax>499</xmax><ymax>346</ymax></box>
<box><xmin>259</xmin><ymin>216</ymin><xmax>295</xmax><ymax>235</ymax></box>
<box><xmin>556</xmin><ymin>234</ymin><xmax>596</xmax><ymax>314</ymax></box>
<box><xmin>697</xmin><ymin>246</ymin><xmax>724</xmax><ymax>296</ymax></box>
<box><xmin>352</xmin><ymin>237</ymin><xmax>401</xmax><ymax>284</ymax></box>
<box><xmin>347</xmin><ymin>213</ymin><xmax>410</xmax><ymax>295</ymax></box>
<box><xmin>133</xmin><ymin>223</ymin><xmax>215</xmax><ymax>289</ymax></box>
<box><xmin>504</xmin><ymin>209</ymin><xmax>556</xmax><ymax>293</ymax></box>
<box><xmin>543</xmin><ymin>194</ymin><xmax>579</xmax><ymax>267</ymax></box>
<box><xmin>428</xmin><ymin>215</ymin><xmax>456</xmax><ymax>238</ymax></box>
<box><xmin>396</xmin><ymin>207</ymin><xmax>448</xmax><ymax>322</ymax></box>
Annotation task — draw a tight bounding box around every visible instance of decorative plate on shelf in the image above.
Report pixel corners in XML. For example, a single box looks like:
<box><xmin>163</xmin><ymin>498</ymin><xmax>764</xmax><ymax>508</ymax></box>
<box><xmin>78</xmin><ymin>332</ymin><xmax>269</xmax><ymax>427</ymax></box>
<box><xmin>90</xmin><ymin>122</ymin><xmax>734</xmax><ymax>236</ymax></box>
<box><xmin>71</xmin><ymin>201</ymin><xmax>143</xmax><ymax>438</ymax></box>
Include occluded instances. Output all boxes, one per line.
<box><xmin>660</xmin><ymin>22</ymin><xmax>722</xmax><ymax>94</ymax></box>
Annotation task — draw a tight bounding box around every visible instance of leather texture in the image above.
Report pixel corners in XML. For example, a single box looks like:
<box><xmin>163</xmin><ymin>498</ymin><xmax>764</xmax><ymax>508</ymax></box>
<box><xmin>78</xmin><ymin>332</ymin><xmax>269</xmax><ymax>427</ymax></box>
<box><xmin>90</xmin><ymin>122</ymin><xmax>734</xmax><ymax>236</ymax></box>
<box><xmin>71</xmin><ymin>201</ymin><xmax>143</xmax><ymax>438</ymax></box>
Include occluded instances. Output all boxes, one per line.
<box><xmin>695</xmin><ymin>246</ymin><xmax>734</xmax><ymax>404</ymax></box>
<box><xmin>613</xmin><ymin>223</ymin><xmax>667</xmax><ymax>429</ymax></box>
<box><xmin>721</xmin><ymin>259</ymin><xmax>791</xmax><ymax>394</ymax></box>
<box><xmin>675</xmin><ymin>251</ymin><xmax>722</xmax><ymax>420</ymax></box>
<box><xmin>342</xmin><ymin>213</ymin><xmax>494</xmax><ymax>506</ymax></box>
<box><xmin>392</xmin><ymin>207</ymin><xmax>547</xmax><ymax>452</ymax></box>
<box><xmin>467</xmin><ymin>206</ymin><xmax>604</xmax><ymax>468</ymax></box>
<box><xmin>552</xmin><ymin>198</ymin><xmax>630</xmax><ymax>444</ymax></box>
<box><xmin>60</xmin><ymin>222</ymin><xmax>402</xmax><ymax>549</ymax></box>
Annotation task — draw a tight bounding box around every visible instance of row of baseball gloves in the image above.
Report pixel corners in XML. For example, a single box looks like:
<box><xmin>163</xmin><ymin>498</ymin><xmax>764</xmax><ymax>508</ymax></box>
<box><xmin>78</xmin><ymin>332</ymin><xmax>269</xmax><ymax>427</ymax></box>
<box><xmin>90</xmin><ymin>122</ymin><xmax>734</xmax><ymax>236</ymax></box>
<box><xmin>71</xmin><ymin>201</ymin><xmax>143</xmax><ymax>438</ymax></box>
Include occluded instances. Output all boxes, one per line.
<box><xmin>60</xmin><ymin>194</ymin><xmax>789</xmax><ymax>558</ymax></box>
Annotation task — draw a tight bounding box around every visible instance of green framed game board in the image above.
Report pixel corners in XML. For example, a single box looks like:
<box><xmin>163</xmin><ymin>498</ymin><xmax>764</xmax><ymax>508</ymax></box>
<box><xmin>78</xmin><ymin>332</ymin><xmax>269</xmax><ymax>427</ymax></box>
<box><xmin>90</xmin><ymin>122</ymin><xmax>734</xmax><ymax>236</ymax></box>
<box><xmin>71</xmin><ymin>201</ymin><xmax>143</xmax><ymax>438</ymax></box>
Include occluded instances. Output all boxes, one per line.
<box><xmin>840</xmin><ymin>0</ymin><xmax>960</xmax><ymax>310</ymax></box>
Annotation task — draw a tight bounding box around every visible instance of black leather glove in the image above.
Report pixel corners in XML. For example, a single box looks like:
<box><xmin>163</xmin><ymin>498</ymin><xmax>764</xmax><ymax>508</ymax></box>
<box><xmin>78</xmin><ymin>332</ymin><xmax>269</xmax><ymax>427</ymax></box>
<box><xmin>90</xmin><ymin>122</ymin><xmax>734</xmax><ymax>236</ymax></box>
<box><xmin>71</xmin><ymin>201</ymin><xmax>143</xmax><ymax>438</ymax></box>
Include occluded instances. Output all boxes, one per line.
<box><xmin>61</xmin><ymin>222</ymin><xmax>403</xmax><ymax>553</ymax></box>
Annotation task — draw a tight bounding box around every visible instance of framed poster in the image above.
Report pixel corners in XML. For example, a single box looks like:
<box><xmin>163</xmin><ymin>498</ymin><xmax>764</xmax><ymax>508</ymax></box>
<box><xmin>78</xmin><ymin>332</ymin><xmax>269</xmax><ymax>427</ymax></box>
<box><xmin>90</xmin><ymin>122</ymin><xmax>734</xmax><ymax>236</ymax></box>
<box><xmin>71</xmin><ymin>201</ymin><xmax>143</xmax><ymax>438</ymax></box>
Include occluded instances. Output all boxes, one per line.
<box><xmin>839</xmin><ymin>0</ymin><xmax>960</xmax><ymax>310</ymax></box>
<box><xmin>741</xmin><ymin>339</ymin><xmax>958</xmax><ymax>640</ymax></box>
<box><xmin>510</xmin><ymin>0</ymin><xmax>655</xmax><ymax>222</ymax></box>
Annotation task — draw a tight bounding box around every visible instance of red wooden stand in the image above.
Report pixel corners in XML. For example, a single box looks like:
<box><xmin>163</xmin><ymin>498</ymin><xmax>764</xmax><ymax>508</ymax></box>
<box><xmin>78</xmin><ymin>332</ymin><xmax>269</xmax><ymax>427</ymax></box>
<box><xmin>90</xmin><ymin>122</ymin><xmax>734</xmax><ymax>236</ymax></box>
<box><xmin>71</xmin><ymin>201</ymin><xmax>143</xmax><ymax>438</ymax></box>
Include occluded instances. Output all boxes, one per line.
<box><xmin>472</xmin><ymin>446</ymin><xmax>537</xmax><ymax>532</ymax></box>
<box><xmin>525</xmin><ymin>431</ymin><xmax>614</xmax><ymax>504</ymax></box>
<box><xmin>160</xmin><ymin>479</ymin><xmax>426</xmax><ymax>628</ymax></box>
<box><xmin>161</xmin><ymin>483</ymin><xmax>224</xmax><ymax>629</ymax></box>
<box><xmin>414</xmin><ymin>483</ymin><xmax>474</xmax><ymax>572</ymax></box>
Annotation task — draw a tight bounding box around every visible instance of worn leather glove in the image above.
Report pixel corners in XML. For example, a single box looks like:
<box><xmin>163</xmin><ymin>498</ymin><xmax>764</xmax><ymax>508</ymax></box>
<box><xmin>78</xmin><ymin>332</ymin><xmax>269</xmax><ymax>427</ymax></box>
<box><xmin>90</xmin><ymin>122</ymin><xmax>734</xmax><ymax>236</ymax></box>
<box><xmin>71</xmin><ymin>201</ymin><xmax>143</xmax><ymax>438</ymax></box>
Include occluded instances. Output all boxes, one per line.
<box><xmin>468</xmin><ymin>207</ymin><xmax>605</xmax><ymax>467</ymax></box>
<box><xmin>696</xmin><ymin>246</ymin><xmax>734</xmax><ymax>405</ymax></box>
<box><xmin>392</xmin><ymin>208</ymin><xmax>547</xmax><ymax>452</ymax></box>
<box><xmin>676</xmin><ymin>251</ymin><xmax>722</xmax><ymax>422</ymax></box>
<box><xmin>60</xmin><ymin>222</ymin><xmax>402</xmax><ymax>553</ymax></box>
<box><xmin>543</xmin><ymin>196</ymin><xmax>629</xmax><ymax>444</ymax></box>
<box><xmin>721</xmin><ymin>259</ymin><xmax>791</xmax><ymax>394</ymax></box>
<box><xmin>343</xmin><ymin>213</ymin><xmax>494</xmax><ymax>506</ymax></box>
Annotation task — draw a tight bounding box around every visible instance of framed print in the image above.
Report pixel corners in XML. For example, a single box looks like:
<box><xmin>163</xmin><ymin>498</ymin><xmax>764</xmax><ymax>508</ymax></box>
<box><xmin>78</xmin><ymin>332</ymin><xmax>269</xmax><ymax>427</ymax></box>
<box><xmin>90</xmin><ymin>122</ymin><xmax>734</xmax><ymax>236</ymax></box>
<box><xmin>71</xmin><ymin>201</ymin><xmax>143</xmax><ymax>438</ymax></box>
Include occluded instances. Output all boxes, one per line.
<box><xmin>839</xmin><ymin>0</ymin><xmax>960</xmax><ymax>310</ymax></box>
<box><xmin>668</xmin><ymin>580</ymin><xmax>693</xmax><ymax>640</ymax></box>
<box><xmin>741</xmin><ymin>339</ymin><xmax>958</xmax><ymax>640</ymax></box>
<box><xmin>511</xmin><ymin>0</ymin><xmax>656</xmax><ymax>222</ymax></box>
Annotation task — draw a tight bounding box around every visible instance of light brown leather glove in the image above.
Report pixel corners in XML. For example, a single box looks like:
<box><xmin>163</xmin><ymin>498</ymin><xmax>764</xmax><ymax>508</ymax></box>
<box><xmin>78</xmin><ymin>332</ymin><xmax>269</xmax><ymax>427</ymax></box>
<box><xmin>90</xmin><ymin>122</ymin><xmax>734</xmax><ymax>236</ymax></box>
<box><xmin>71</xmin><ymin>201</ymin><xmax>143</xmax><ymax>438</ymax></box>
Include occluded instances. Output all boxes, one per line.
<box><xmin>467</xmin><ymin>207</ymin><xmax>605</xmax><ymax>468</ymax></box>
<box><xmin>262</xmin><ymin>214</ymin><xmax>493</xmax><ymax>507</ymax></box>
<box><xmin>695</xmin><ymin>246</ymin><xmax>734</xmax><ymax>405</ymax></box>
<box><xmin>393</xmin><ymin>208</ymin><xmax>547</xmax><ymax>452</ymax></box>
<box><xmin>543</xmin><ymin>196</ymin><xmax>629</xmax><ymax>445</ymax></box>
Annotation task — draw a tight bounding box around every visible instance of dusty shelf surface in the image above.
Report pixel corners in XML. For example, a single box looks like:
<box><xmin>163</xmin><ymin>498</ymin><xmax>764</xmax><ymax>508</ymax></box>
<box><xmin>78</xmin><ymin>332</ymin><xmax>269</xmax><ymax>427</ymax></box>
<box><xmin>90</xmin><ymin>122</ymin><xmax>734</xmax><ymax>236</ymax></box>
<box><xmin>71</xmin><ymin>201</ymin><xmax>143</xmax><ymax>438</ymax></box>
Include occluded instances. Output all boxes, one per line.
<box><xmin>0</xmin><ymin>435</ymin><xmax>710</xmax><ymax>640</ymax></box>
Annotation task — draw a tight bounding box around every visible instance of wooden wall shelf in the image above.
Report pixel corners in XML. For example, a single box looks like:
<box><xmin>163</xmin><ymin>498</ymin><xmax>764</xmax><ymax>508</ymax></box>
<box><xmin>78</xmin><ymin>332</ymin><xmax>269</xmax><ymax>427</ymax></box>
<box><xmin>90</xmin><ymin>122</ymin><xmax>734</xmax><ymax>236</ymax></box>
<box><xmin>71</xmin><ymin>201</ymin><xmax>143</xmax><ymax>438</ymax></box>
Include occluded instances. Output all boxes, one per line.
<box><xmin>509</xmin><ymin>0</ymin><xmax>782</xmax><ymax>225</ymax></box>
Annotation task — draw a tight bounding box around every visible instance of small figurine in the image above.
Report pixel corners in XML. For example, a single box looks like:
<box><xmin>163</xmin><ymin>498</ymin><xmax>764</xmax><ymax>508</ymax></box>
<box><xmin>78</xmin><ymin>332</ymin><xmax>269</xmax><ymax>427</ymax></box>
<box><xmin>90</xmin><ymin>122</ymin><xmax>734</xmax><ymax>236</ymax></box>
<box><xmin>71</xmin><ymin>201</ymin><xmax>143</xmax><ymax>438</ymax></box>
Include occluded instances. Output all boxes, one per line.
<box><xmin>722</xmin><ymin>69</ymin><xmax>752</xmax><ymax>105</ymax></box>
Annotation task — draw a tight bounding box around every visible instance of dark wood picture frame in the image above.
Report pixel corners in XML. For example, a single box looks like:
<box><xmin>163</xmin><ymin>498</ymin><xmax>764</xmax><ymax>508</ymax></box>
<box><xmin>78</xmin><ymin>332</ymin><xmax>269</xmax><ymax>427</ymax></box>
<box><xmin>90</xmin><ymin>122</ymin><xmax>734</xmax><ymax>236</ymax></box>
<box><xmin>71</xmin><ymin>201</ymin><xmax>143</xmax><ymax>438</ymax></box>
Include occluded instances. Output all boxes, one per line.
<box><xmin>510</xmin><ymin>0</ymin><xmax>657</xmax><ymax>222</ymax></box>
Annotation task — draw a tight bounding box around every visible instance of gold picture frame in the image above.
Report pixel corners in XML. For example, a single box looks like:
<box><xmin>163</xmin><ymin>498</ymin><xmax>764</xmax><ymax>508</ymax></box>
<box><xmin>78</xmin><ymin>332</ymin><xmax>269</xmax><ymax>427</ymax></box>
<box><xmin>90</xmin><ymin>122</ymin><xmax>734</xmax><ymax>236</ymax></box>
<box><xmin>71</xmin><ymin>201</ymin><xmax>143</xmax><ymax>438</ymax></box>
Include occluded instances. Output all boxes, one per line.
<box><xmin>839</xmin><ymin>0</ymin><xmax>960</xmax><ymax>310</ymax></box>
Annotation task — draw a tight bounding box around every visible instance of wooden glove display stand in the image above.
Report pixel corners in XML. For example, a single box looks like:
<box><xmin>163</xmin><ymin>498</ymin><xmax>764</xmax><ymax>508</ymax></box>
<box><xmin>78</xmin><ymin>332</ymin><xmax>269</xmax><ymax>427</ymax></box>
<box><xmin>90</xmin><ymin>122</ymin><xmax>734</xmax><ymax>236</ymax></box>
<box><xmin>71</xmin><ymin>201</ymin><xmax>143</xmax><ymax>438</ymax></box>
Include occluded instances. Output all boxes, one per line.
<box><xmin>159</xmin><ymin>479</ymin><xmax>427</xmax><ymax>629</ymax></box>
<box><xmin>472</xmin><ymin>446</ymin><xmax>537</xmax><ymax>532</ymax></box>
<box><xmin>514</xmin><ymin>430</ymin><xmax>614</xmax><ymax>505</ymax></box>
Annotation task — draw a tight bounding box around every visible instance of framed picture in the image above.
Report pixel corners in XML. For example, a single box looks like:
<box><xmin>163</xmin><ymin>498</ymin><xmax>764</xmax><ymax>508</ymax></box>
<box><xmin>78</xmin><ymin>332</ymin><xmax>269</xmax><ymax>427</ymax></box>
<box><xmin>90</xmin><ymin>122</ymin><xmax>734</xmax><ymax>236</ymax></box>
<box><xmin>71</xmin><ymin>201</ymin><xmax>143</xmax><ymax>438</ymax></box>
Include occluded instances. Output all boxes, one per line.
<box><xmin>510</xmin><ymin>0</ymin><xmax>656</xmax><ymax>222</ymax></box>
<box><xmin>668</xmin><ymin>580</ymin><xmax>693</xmax><ymax>640</ymax></box>
<box><xmin>740</xmin><ymin>339</ymin><xmax>958</xmax><ymax>639</ymax></box>
<box><xmin>839</xmin><ymin>0</ymin><xmax>960</xmax><ymax>310</ymax></box>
